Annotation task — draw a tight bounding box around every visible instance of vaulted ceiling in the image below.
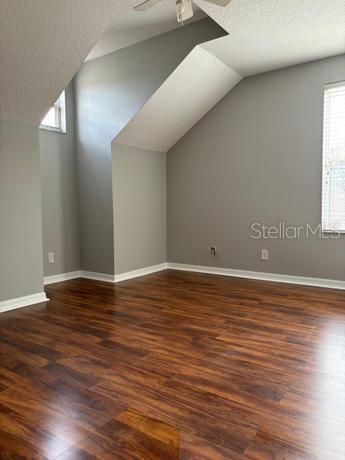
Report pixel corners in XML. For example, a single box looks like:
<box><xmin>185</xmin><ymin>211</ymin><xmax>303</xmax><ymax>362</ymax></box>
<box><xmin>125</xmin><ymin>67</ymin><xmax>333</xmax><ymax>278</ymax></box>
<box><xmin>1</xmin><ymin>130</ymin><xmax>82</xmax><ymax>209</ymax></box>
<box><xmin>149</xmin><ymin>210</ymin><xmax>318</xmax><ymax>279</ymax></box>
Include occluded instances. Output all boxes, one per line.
<box><xmin>89</xmin><ymin>0</ymin><xmax>345</xmax><ymax>77</ymax></box>
<box><xmin>112</xmin><ymin>0</ymin><xmax>345</xmax><ymax>153</ymax></box>
<box><xmin>197</xmin><ymin>0</ymin><xmax>345</xmax><ymax>76</ymax></box>
<box><xmin>2</xmin><ymin>0</ymin><xmax>343</xmax><ymax>136</ymax></box>
<box><xmin>0</xmin><ymin>0</ymin><xmax>124</xmax><ymax>125</ymax></box>
<box><xmin>115</xmin><ymin>42</ymin><xmax>242</xmax><ymax>152</ymax></box>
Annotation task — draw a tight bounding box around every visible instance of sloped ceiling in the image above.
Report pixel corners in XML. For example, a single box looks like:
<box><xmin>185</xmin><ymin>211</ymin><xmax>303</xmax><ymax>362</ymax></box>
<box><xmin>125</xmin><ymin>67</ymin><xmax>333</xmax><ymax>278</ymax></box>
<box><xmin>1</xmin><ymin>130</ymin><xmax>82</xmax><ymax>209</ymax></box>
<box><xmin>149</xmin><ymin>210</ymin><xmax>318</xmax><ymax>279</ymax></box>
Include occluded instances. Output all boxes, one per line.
<box><xmin>115</xmin><ymin>43</ymin><xmax>242</xmax><ymax>152</ymax></box>
<box><xmin>197</xmin><ymin>0</ymin><xmax>345</xmax><ymax>76</ymax></box>
<box><xmin>0</xmin><ymin>0</ymin><xmax>124</xmax><ymax>125</ymax></box>
<box><xmin>88</xmin><ymin>0</ymin><xmax>345</xmax><ymax>74</ymax></box>
<box><xmin>112</xmin><ymin>0</ymin><xmax>345</xmax><ymax>154</ymax></box>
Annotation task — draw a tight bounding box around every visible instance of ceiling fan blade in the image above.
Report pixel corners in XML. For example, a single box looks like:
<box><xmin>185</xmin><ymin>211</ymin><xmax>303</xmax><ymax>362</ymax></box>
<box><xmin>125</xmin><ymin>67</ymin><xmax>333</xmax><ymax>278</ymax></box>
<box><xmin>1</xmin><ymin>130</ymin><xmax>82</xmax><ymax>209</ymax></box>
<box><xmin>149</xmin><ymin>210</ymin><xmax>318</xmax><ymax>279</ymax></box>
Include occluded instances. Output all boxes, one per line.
<box><xmin>134</xmin><ymin>0</ymin><xmax>163</xmax><ymax>11</ymax></box>
<box><xmin>203</xmin><ymin>0</ymin><xmax>231</xmax><ymax>6</ymax></box>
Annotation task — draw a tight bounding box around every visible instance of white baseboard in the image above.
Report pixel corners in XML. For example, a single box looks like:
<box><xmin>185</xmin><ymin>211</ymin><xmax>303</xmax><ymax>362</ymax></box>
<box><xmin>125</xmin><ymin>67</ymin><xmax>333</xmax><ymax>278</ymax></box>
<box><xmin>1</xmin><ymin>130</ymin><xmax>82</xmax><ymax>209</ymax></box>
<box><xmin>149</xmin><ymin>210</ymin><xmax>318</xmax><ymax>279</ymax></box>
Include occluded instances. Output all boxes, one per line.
<box><xmin>0</xmin><ymin>292</ymin><xmax>49</xmax><ymax>314</ymax></box>
<box><xmin>44</xmin><ymin>271</ymin><xmax>81</xmax><ymax>285</ymax></box>
<box><xmin>167</xmin><ymin>263</ymin><xmax>345</xmax><ymax>290</ymax></box>
<box><xmin>43</xmin><ymin>264</ymin><xmax>168</xmax><ymax>286</ymax></box>
<box><xmin>80</xmin><ymin>270</ymin><xmax>115</xmax><ymax>283</ymax></box>
<box><xmin>81</xmin><ymin>263</ymin><xmax>168</xmax><ymax>283</ymax></box>
<box><xmin>43</xmin><ymin>263</ymin><xmax>345</xmax><ymax>291</ymax></box>
<box><xmin>114</xmin><ymin>263</ymin><xmax>168</xmax><ymax>283</ymax></box>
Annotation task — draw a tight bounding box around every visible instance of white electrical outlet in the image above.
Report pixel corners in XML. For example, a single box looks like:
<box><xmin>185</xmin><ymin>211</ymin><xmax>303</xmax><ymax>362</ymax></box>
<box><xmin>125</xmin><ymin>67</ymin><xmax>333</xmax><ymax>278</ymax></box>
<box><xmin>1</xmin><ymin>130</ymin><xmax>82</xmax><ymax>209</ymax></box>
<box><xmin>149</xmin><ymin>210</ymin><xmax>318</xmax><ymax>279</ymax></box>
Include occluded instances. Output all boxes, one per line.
<box><xmin>261</xmin><ymin>249</ymin><xmax>269</xmax><ymax>261</ymax></box>
<box><xmin>210</xmin><ymin>246</ymin><xmax>217</xmax><ymax>256</ymax></box>
<box><xmin>48</xmin><ymin>252</ymin><xmax>55</xmax><ymax>264</ymax></box>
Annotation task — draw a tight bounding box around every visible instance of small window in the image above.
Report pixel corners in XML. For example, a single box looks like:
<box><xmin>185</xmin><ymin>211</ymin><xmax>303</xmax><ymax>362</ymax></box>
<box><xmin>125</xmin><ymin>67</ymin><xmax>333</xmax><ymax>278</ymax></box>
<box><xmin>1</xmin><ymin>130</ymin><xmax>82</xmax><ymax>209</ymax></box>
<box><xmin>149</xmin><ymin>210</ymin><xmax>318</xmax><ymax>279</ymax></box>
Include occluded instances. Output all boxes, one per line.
<box><xmin>322</xmin><ymin>82</ymin><xmax>345</xmax><ymax>232</ymax></box>
<box><xmin>40</xmin><ymin>90</ymin><xmax>66</xmax><ymax>133</ymax></box>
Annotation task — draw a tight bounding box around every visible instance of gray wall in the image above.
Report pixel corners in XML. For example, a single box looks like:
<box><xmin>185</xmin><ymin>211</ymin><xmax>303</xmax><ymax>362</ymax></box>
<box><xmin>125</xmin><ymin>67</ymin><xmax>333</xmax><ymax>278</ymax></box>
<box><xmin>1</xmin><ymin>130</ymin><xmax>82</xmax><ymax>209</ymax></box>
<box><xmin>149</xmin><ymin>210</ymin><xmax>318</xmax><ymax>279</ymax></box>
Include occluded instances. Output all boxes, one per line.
<box><xmin>112</xmin><ymin>143</ymin><xmax>166</xmax><ymax>274</ymax></box>
<box><xmin>39</xmin><ymin>83</ymin><xmax>80</xmax><ymax>277</ymax></box>
<box><xmin>74</xmin><ymin>18</ymin><xmax>225</xmax><ymax>275</ymax></box>
<box><xmin>168</xmin><ymin>55</ymin><xmax>345</xmax><ymax>281</ymax></box>
<box><xmin>0</xmin><ymin>121</ymin><xmax>44</xmax><ymax>301</ymax></box>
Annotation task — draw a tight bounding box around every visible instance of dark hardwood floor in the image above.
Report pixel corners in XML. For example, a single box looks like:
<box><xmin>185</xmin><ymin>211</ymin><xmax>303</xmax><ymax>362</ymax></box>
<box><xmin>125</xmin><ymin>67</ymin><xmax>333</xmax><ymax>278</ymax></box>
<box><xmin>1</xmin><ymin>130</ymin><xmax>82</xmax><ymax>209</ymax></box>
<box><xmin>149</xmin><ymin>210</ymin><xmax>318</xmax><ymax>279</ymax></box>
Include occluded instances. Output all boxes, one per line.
<box><xmin>1</xmin><ymin>270</ymin><xmax>345</xmax><ymax>459</ymax></box>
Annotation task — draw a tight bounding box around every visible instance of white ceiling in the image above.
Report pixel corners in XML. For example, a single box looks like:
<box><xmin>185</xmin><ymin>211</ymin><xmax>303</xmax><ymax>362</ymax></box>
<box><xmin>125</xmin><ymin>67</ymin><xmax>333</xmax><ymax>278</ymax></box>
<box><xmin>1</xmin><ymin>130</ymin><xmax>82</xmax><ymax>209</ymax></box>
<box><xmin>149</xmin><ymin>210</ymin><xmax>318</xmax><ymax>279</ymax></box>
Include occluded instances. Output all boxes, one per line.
<box><xmin>112</xmin><ymin>0</ymin><xmax>345</xmax><ymax>153</ymax></box>
<box><xmin>89</xmin><ymin>0</ymin><xmax>345</xmax><ymax>77</ymax></box>
<box><xmin>87</xmin><ymin>0</ymin><xmax>206</xmax><ymax>61</ymax></box>
<box><xmin>197</xmin><ymin>0</ymin><xmax>345</xmax><ymax>76</ymax></box>
<box><xmin>114</xmin><ymin>0</ymin><xmax>345</xmax><ymax>152</ymax></box>
<box><xmin>0</xmin><ymin>0</ymin><xmax>123</xmax><ymax>125</ymax></box>
<box><xmin>2</xmin><ymin>0</ymin><xmax>343</xmax><ymax>141</ymax></box>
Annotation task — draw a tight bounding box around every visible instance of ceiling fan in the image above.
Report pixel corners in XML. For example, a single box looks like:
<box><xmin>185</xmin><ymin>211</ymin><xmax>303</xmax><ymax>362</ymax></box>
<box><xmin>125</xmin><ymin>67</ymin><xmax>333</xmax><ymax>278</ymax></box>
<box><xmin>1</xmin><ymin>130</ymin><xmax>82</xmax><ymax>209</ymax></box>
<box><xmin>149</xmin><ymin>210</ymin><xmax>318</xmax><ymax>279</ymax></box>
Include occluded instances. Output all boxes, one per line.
<box><xmin>134</xmin><ymin>0</ymin><xmax>231</xmax><ymax>25</ymax></box>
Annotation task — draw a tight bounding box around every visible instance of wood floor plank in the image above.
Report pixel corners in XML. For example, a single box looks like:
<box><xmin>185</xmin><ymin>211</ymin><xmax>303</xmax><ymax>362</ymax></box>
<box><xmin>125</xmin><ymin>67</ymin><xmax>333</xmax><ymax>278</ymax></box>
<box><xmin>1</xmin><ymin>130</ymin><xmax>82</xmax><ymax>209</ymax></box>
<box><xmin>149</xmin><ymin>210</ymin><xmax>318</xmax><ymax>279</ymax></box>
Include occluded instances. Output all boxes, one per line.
<box><xmin>0</xmin><ymin>270</ymin><xmax>345</xmax><ymax>458</ymax></box>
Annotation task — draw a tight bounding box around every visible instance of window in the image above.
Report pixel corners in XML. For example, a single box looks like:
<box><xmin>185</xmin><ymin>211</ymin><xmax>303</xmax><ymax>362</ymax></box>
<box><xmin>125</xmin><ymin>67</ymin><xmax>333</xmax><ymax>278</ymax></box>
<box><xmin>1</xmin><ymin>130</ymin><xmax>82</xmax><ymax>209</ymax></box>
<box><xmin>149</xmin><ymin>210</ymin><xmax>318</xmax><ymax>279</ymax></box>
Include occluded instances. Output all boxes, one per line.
<box><xmin>322</xmin><ymin>82</ymin><xmax>345</xmax><ymax>232</ymax></box>
<box><xmin>40</xmin><ymin>90</ymin><xmax>66</xmax><ymax>133</ymax></box>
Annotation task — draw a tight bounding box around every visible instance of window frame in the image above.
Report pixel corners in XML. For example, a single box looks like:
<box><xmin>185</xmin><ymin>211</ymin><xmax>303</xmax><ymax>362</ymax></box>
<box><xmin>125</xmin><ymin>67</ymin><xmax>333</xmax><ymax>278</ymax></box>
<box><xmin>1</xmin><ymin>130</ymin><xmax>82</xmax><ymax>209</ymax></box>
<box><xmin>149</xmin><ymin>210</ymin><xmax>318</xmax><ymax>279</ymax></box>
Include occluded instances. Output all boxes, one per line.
<box><xmin>321</xmin><ymin>80</ymin><xmax>345</xmax><ymax>234</ymax></box>
<box><xmin>39</xmin><ymin>90</ymin><xmax>66</xmax><ymax>134</ymax></box>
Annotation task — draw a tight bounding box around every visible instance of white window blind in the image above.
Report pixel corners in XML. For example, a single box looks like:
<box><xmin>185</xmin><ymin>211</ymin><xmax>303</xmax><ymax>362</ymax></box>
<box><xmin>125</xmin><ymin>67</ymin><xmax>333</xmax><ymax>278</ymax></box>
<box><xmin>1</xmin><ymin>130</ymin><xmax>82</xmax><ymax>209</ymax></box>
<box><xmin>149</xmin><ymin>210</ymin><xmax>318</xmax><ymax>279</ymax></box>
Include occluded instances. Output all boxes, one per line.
<box><xmin>40</xmin><ymin>90</ymin><xmax>66</xmax><ymax>133</ymax></box>
<box><xmin>322</xmin><ymin>82</ymin><xmax>345</xmax><ymax>232</ymax></box>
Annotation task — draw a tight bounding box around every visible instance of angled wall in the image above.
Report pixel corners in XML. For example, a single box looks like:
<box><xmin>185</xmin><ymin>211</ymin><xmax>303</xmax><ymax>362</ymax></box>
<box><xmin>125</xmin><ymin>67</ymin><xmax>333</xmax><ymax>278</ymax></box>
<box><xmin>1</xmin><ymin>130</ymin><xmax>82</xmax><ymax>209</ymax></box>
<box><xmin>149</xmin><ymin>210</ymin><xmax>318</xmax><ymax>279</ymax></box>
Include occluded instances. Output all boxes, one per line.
<box><xmin>168</xmin><ymin>55</ymin><xmax>345</xmax><ymax>281</ymax></box>
<box><xmin>112</xmin><ymin>35</ymin><xmax>243</xmax><ymax>276</ymax></box>
<box><xmin>115</xmin><ymin>44</ymin><xmax>242</xmax><ymax>152</ymax></box>
<box><xmin>74</xmin><ymin>19</ymin><xmax>225</xmax><ymax>275</ymax></box>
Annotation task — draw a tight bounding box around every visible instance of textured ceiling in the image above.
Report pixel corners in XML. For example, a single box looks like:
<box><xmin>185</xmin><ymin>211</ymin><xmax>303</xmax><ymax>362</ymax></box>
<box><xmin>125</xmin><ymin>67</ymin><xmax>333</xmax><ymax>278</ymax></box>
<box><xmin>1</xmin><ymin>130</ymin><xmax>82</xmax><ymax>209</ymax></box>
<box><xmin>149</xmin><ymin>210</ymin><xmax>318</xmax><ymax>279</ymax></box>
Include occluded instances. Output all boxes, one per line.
<box><xmin>89</xmin><ymin>0</ymin><xmax>345</xmax><ymax>76</ymax></box>
<box><xmin>114</xmin><ymin>44</ymin><xmax>242</xmax><ymax>152</ymax></box>
<box><xmin>87</xmin><ymin>0</ymin><xmax>206</xmax><ymax>61</ymax></box>
<box><xmin>0</xmin><ymin>0</ymin><xmax>123</xmax><ymax>125</ymax></box>
<box><xmin>112</xmin><ymin>0</ymin><xmax>345</xmax><ymax>153</ymax></box>
<box><xmin>197</xmin><ymin>0</ymin><xmax>345</xmax><ymax>76</ymax></box>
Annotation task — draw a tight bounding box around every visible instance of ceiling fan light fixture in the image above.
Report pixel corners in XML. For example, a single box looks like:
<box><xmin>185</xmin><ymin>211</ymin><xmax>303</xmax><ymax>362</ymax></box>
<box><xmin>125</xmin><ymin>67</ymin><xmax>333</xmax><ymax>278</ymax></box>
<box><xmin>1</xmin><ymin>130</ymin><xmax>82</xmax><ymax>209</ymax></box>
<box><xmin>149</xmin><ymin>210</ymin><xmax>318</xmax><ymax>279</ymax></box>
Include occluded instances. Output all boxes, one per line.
<box><xmin>176</xmin><ymin>0</ymin><xmax>193</xmax><ymax>23</ymax></box>
<box><xmin>134</xmin><ymin>0</ymin><xmax>231</xmax><ymax>25</ymax></box>
<box><xmin>176</xmin><ymin>0</ymin><xmax>184</xmax><ymax>22</ymax></box>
